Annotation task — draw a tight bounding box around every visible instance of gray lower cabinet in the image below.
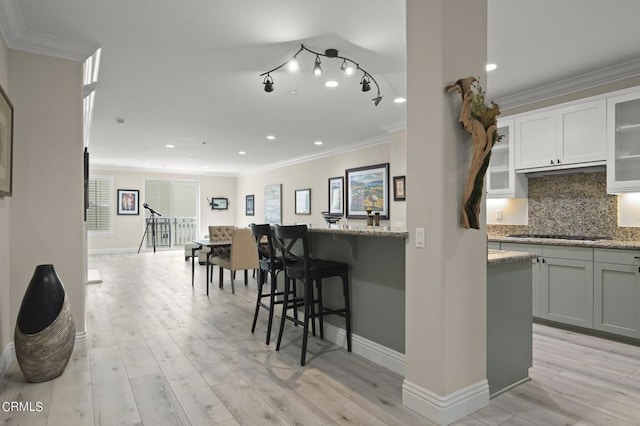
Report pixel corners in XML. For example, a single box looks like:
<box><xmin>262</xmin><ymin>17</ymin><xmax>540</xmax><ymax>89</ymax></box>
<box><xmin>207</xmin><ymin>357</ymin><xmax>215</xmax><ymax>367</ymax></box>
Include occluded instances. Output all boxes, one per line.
<box><xmin>594</xmin><ymin>248</ymin><xmax>640</xmax><ymax>338</ymax></box>
<box><xmin>540</xmin><ymin>255</ymin><xmax>593</xmax><ymax>327</ymax></box>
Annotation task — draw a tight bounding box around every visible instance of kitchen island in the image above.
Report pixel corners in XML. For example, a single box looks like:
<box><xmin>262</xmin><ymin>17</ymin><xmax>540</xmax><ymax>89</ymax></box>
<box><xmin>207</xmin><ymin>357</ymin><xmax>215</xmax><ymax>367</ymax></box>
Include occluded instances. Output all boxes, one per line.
<box><xmin>304</xmin><ymin>225</ymin><xmax>535</xmax><ymax>397</ymax></box>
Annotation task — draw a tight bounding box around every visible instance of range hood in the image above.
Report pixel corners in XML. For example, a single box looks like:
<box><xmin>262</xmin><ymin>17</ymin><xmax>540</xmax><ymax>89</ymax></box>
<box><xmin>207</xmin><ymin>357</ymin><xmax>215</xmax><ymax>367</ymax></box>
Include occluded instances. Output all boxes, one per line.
<box><xmin>523</xmin><ymin>164</ymin><xmax>605</xmax><ymax>178</ymax></box>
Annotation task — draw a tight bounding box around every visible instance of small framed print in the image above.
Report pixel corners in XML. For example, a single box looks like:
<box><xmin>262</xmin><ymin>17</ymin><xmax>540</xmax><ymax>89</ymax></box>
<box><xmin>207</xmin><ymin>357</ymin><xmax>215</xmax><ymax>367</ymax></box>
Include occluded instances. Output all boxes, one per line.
<box><xmin>295</xmin><ymin>188</ymin><xmax>311</xmax><ymax>215</ymax></box>
<box><xmin>211</xmin><ymin>197</ymin><xmax>229</xmax><ymax>210</ymax></box>
<box><xmin>245</xmin><ymin>194</ymin><xmax>255</xmax><ymax>216</ymax></box>
<box><xmin>393</xmin><ymin>175</ymin><xmax>406</xmax><ymax>201</ymax></box>
<box><xmin>328</xmin><ymin>176</ymin><xmax>344</xmax><ymax>215</ymax></box>
<box><xmin>117</xmin><ymin>189</ymin><xmax>139</xmax><ymax>215</ymax></box>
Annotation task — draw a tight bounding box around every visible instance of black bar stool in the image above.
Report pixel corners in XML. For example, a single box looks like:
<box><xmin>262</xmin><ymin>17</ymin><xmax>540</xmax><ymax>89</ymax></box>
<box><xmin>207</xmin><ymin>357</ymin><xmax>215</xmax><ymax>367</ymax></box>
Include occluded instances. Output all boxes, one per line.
<box><xmin>250</xmin><ymin>224</ymin><xmax>287</xmax><ymax>345</ymax></box>
<box><xmin>273</xmin><ymin>224</ymin><xmax>352</xmax><ymax>366</ymax></box>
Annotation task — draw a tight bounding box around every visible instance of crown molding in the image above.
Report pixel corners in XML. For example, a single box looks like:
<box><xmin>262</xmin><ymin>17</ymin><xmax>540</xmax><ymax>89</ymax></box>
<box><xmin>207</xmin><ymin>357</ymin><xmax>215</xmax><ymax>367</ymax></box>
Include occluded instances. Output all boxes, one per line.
<box><xmin>90</xmin><ymin>163</ymin><xmax>237</xmax><ymax>178</ymax></box>
<box><xmin>237</xmin><ymin>134</ymin><xmax>391</xmax><ymax>177</ymax></box>
<box><xmin>495</xmin><ymin>57</ymin><xmax>640</xmax><ymax>110</ymax></box>
<box><xmin>0</xmin><ymin>0</ymin><xmax>98</xmax><ymax>62</ymax></box>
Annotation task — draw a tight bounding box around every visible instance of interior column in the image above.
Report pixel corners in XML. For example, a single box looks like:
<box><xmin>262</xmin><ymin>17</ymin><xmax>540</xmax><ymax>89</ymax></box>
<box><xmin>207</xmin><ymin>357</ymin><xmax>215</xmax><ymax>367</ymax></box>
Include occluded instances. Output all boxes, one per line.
<box><xmin>403</xmin><ymin>0</ymin><xmax>489</xmax><ymax>424</ymax></box>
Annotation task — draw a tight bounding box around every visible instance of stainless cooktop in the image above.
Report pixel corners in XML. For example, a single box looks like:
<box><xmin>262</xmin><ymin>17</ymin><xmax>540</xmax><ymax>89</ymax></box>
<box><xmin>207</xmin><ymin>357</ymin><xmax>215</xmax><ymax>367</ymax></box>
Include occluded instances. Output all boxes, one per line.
<box><xmin>507</xmin><ymin>234</ymin><xmax>611</xmax><ymax>241</ymax></box>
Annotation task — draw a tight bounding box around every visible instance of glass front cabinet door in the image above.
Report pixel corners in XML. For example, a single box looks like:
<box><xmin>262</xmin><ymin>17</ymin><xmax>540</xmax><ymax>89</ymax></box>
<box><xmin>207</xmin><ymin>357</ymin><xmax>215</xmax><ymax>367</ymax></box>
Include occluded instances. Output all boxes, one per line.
<box><xmin>607</xmin><ymin>88</ymin><xmax>640</xmax><ymax>193</ymax></box>
<box><xmin>487</xmin><ymin>118</ymin><xmax>527</xmax><ymax>198</ymax></box>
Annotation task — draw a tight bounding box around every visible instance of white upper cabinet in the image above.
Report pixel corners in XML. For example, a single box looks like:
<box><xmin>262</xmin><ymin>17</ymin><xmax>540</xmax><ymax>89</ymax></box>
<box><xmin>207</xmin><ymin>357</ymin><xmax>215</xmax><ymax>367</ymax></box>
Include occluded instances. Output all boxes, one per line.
<box><xmin>514</xmin><ymin>99</ymin><xmax>606</xmax><ymax>172</ymax></box>
<box><xmin>487</xmin><ymin>118</ymin><xmax>527</xmax><ymax>198</ymax></box>
<box><xmin>607</xmin><ymin>89</ymin><xmax>640</xmax><ymax>193</ymax></box>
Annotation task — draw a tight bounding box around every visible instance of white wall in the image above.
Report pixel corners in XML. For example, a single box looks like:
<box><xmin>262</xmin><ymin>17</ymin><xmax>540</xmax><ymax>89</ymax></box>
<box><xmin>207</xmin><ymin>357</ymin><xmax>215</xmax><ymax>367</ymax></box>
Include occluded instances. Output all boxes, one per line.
<box><xmin>88</xmin><ymin>168</ymin><xmax>236</xmax><ymax>252</ymax></box>
<box><xmin>8</xmin><ymin>50</ymin><xmax>85</xmax><ymax>338</ymax></box>
<box><xmin>235</xmin><ymin>132</ymin><xmax>406</xmax><ymax>228</ymax></box>
<box><xmin>486</xmin><ymin>198</ymin><xmax>528</xmax><ymax>225</ymax></box>
<box><xmin>0</xmin><ymin>35</ymin><xmax>10</xmax><ymax>357</ymax></box>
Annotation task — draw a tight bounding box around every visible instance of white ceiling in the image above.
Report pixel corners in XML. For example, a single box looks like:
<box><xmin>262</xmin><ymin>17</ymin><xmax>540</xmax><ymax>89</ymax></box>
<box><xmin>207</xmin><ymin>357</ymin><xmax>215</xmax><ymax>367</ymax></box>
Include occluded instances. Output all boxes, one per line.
<box><xmin>1</xmin><ymin>0</ymin><xmax>640</xmax><ymax>176</ymax></box>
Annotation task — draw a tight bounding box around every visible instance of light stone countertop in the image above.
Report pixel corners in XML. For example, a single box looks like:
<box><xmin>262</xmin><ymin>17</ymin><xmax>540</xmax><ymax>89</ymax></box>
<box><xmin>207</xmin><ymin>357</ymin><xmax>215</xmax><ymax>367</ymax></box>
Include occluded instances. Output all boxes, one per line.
<box><xmin>306</xmin><ymin>223</ymin><xmax>408</xmax><ymax>239</ymax></box>
<box><xmin>488</xmin><ymin>249</ymin><xmax>537</xmax><ymax>265</ymax></box>
<box><xmin>488</xmin><ymin>235</ymin><xmax>640</xmax><ymax>250</ymax></box>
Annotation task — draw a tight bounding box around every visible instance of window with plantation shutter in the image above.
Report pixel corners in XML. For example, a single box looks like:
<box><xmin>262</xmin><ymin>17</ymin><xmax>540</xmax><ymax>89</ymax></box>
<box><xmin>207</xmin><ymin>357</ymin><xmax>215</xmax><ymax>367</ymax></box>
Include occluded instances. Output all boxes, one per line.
<box><xmin>87</xmin><ymin>177</ymin><xmax>112</xmax><ymax>233</ymax></box>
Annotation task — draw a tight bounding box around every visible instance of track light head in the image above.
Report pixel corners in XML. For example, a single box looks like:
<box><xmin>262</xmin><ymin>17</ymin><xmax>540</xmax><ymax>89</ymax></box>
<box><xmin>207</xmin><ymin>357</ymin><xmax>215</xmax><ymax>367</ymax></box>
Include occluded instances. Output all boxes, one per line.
<box><xmin>263</xmin><ymin>75</ymin><xmax>274</xmax><ymax>92</ymax></box>
<box><xmin>288</xmin><ymin>56</ymin><xmax>301</xmax><ymax>72</ymax></box>
<box><xmin>313</xmin><ymin>55</ymin><xmax>323</xmax><ymax>76</ymax></box>
<box><xmin>341</xmin><ymin>59</ymin><xmax>354</xmax><ymax>76</ymax></box>
<box><xmin>360</xmin><ymin>75</ymin><xmax>371</xmax><ymax>92</ymax></box>
<box><xmin>372</xmin><ymin>95</ymin><xmax>383</xmax><ymax>107</ymax></box>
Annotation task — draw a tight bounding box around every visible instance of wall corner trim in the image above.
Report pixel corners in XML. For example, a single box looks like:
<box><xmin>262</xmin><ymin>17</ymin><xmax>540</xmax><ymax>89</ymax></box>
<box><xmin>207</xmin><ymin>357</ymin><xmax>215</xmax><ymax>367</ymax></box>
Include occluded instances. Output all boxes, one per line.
<box><xmin>402</xmin><ymin>378</ymin><xmax>489</xmax><ymax>425</ymax></box>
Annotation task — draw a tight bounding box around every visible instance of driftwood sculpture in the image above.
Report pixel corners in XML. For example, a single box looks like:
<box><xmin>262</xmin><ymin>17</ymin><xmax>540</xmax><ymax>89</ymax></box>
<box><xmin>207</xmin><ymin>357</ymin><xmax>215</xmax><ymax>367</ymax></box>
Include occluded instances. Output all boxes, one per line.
<box><xmin>446</xmin><ymin>76</ymin><xmax>501</xmax><ymax>229</ymax></box>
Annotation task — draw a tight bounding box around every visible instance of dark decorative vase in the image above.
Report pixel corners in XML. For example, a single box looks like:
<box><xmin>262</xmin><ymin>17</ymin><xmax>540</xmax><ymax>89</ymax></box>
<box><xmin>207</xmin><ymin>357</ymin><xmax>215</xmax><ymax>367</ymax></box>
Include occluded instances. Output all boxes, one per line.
<box><xmin>14</xmin><ymin>264</ymin><xmax>75</xmax><ymax>383</ymax></box>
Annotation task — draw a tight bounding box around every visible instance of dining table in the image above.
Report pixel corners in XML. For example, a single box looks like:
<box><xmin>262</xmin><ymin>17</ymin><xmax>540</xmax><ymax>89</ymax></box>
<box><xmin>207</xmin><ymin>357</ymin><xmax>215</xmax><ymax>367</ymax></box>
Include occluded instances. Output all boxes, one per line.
<box><xmin>191</xmin><ymin>238</ymin><xmax>231</xmax><ymax>295</ymax></box>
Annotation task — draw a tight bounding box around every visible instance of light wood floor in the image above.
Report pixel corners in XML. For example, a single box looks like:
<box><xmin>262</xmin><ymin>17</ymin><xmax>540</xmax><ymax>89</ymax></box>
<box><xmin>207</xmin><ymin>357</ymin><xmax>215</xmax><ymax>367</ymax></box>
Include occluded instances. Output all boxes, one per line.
<box><xmin>3</xmin><ymin>251</ymin><xmax>640</xmax><ymax>425</ymax></box>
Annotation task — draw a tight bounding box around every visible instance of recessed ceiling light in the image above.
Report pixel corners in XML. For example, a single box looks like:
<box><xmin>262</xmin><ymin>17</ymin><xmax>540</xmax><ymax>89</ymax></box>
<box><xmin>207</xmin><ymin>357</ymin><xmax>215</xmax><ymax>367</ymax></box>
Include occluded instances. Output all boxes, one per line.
<box><xmin>314</xmin><ymin>141</ymin><xmax>323</xmax><ymax>145</ymax></box>
<box><xmin>144</xmin><ymin>161</ymin><xmax>151</xmax><ymax>165</ymax></box>
<box><xmin>324</xmin><ymin>81</ymin><xmax>338</xmax><ymax>88</ymax></box>
<box><xmin>486</xmin><ymin>63</ymin><xmax>498</xmax><ymax>72</ymax></box>
<box><xmin>393</xmin><ymin>97</ymin><xmax>406</xmax><ymax>104</ymax></box>
<box><xmin>165</xmin><ymin>144</ymin><xmax>175</xmax><ymax>148</ymax></box>
<box><xmin>266</xmin><ymin>135</ymin><xmax>276</xmax><ymax>140</ymax></box>
<box><xmin>238</xmin><ymin>151</ymin><xmax>246</xmax><ymax>155</ymax></box>
<box><xmin>289</xmin><ymin>90</ymin><xmax>297</xmax><ymax>96</ymax></box>
<box><xmin>202</xmin><ymin>165</ymin><xmax>208</xmax><ymax>169</ymax></box>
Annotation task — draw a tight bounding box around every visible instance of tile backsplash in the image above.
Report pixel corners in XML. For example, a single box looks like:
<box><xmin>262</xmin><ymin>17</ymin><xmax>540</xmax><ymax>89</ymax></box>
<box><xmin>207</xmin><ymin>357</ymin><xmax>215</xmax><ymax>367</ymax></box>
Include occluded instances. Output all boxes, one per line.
<box><xmin>487</xmin><ymin>171</ymin><xmax>640</xmax><ymax>240</ymax></box>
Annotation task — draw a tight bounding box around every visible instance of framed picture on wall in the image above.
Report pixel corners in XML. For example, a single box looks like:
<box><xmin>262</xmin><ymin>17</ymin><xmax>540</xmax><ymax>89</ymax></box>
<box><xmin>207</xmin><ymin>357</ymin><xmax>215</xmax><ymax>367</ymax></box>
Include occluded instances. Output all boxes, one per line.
<box><xmin>295</xmin><ymin>188</ymin><xmax>311</xmax><ymax>215</ymax></box>
<box><xmin>117</xmin><ymin>189</ymin><xmax>139</xmax><ymax>215</ymax></box>
<box><xmin>210</xmin><ymin>197</ymin><xmax>229</xmax><ymax>210</ymax></box>
<box><xmin>0</xmin><ymin>82</ymin><xmax>14</xmax><ymax>197</ymax></box>
<box><xmin>246</xmin><ymin>194</ymin><xmax>255</xmax><ymax>216</ymax></box>
<box><xmin>264</xmin><ymin>183</ymin><xmax>282</xmax><ymax>224</ymax></box>
<box><xmin>328</xmin><ymin>176</ymin><xmax>344</xmax><ymax>215</ymax></box>
<box><xmin>345</xmin><ymin>163</ymin><xmax>389</xmax><ymax>219</ymax></box>
<box><xmin>393</xmin><ymin>175</ymin><xmax>406</xmax><ymax>201</ymax></box>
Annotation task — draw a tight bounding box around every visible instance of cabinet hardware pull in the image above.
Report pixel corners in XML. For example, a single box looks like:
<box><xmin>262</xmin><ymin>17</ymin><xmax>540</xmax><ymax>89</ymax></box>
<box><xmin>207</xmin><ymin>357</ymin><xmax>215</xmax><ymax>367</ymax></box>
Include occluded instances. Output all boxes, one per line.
<box><xmin>634</xmin><ymin>256</ymin><xmax>640</xmax><ymax>259</ymax></box>
<box><xmin>557</xmin><ymin>159</ymin><xmax>561</xmax><ymax>164</ymax></box>
<box><xmin>550</xmin><ymin>160</ymin><xmax>554</xmax><ymax>165</ymax></box>
<box><xmin>542</xmin><ymin>258</ymin><xmax>546</xmax><ymax>263</ymax></box>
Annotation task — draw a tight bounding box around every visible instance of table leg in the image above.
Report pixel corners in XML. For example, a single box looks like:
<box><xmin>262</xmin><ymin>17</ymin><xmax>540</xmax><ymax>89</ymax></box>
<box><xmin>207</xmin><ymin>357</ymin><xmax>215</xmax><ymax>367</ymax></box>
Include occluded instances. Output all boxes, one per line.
<box><xmin>206</xmin><ymin>252</ymin><xmax>210</xmax><ymax>295</ymax></box>
<box><xmin>191</xmin><ymin>246</ymin><xmax>200</xmax><ymax>288</ymax></box>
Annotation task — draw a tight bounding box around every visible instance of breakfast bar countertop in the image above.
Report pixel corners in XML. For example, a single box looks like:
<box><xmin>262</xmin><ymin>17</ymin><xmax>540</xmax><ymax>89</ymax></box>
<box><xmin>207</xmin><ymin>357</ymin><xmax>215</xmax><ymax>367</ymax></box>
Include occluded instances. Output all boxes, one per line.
<box><xmin>488</xmin><ymin>235</ymin><xmax>640</xmax><ymax>250</ymax></box>
<box><xmin>488</xmin><ymin>249</ymin><xmax>537</xmax><ymax>265</ymax></box>
<box><xmin>306</xmin><ymin>223</ymin><xmax>408</xmax><ymax>239</ymax></box>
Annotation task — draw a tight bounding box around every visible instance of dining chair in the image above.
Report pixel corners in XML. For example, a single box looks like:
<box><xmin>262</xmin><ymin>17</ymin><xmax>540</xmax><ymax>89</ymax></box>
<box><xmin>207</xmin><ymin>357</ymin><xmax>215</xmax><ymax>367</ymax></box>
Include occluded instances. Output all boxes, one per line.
<box><xmin>273</xmin><ymin>224</ymin><xmax>352</xmax><ymax>366</ymax></box>
<box><xmin>207</xmin><ymin>225</ymin><xmax>235</xmax><ymax>279</ymax></box>
<box><xmin>211</xmin><ymin>228</ymin><xmax>259</xmax><ymax>294</ymax></box>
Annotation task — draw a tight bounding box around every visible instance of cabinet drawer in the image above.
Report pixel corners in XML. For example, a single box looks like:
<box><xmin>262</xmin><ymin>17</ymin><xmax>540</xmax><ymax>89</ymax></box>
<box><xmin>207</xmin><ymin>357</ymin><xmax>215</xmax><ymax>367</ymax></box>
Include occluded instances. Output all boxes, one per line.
<box><xmin>543</xmin><ymin>245</ymin><xmax>593</xmax><ymax>261</ymax></box>
<box><xmin>594</xmin><ymin>248</ymin><xmax>640</xmax><ymax>265</ymax></box>
<box><xmin>500</xmin><ymin>243</ymin><xmax>543</xmax><ymax>255</ymax></box>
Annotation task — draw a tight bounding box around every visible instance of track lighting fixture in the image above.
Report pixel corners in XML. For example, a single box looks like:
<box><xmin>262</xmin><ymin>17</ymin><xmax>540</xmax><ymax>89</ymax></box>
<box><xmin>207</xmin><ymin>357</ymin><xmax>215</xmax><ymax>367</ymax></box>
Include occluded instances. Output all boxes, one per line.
<box><xmin>259</xmin><ymin>44</ymin><xmax>383</xmax><ymax>106</ymax></box>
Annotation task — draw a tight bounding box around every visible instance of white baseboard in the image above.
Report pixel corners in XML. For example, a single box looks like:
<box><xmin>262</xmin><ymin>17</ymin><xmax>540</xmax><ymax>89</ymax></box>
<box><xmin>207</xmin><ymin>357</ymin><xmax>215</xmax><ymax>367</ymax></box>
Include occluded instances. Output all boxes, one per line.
<box><xmin>402</xmin><ymin>378</ymin><xmax>489</xmax><ymax>426</ymax></box>
<box><xmin>3</xmin><ymin>331</ymin><xmax>89</xmax><ymax>368</ymax></box>
<box><xmin>322</xmin><ymin>322</ymin><xmax>405</xmax><ymax>376</ymax></box>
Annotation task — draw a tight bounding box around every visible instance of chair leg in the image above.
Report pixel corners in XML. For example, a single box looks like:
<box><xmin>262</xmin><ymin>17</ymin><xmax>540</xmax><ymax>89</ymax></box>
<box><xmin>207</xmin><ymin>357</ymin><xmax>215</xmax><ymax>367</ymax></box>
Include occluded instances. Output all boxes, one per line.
<box><xmin>244</xmin><ymin>269</ymin><xmax>248</xmax><ymax>286</ymax></box>
<box><xmin>316</xmin><ymin>279</ymin><xmax>324</xmax><ymax>339</ymax></box>
<box><xmin>276</xmin><ymin>277</ymin><xmax>291</xmax><ymax>351</ymax></box>
<box><xmin>301</xmin><ymin>279</ymin><xmax>313</xmax><ymax>366</ymax></box>
<box><xmin>219</xmin><ymin>266</ymin><xmax>224</xmax><ymax>289</ymax></box>
<box><xmin>231</xmin><ymin>273</ymin><xmax>235</xmax><ymax>295</ymax></box>
<box><xmin>251</xmin><ymin>269</ymin><xmax>264</xmax><ymax>334</ymax></box>
<box><xmin>265</xmin><ymin>269</ymin><xmax>277</xmax><ymax>345</ymax></box>
<box><xmin>342</xmin><ymin>272</ymin><xmax>352</xmax><ymax>352</ymax></box>
<box><xmin>292</xmin><ymin>280</ymin><xmax>299</xmax><ymax>326</ymax></box>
